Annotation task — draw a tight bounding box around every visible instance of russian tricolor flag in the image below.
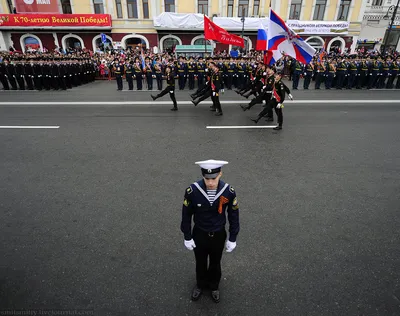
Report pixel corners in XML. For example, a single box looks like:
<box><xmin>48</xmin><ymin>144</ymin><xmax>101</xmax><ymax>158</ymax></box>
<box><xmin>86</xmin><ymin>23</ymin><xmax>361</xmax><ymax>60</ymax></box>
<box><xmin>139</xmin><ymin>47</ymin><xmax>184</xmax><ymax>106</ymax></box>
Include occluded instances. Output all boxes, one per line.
<box><xmin>256</xmin><ymin>28</ymin><xmax>267</xmax><ymax>51</ymax></box>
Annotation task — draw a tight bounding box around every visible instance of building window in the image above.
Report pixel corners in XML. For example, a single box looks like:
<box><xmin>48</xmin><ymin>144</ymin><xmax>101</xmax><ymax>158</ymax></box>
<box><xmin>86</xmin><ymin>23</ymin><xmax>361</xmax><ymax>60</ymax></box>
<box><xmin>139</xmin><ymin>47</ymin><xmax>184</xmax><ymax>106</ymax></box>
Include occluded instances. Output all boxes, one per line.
<box><xmin>337</xmin><ymin>0</ymin><xmax>351</xmax><ymax>20</ymax></box>
<box><xmin>289</xmin><ymin>0</ymin><xmax>302</xmax><ymax>19</ymax></box>
<box><xmin>198</xmin><ymin>0</ymin><xmax>208</xmax><ymax>15</ymax></box>
<box><xmin>61</xmin><ymin>0</ymin><xmax>72</xmax><ymax>14</ymax></box>
<box><xmin>238</xmin><ymin>0</ymin><xmax>249</xmax><ymax>17</ymax></box>
<box><xmin>115</xmin><ymin>0</ymin><xmax>123</xmax><ymax>18</ymax></box>
<box><xmin>372</xmin><ymin>0</ymin><xmax>383</xmax><ymax>5</ymax></box>
<box><xmin>313</xmin><ymin>0</ymin><xmax>326</xmax><ymax>20</ymax></box>
<box><xmin>165</xmin><ymin>0</ymin><xmax>175</xmax><ymax>12</ymax></box>
<box><xmin>127</xmin><ymin>0</ymin><xmax>138</xmax><ymax>18</ymax></box>
<box><xmin>163</xmin><ymin>37</ymin><xmax>179</xmax><ymax>51</ymax></box>
<box><xmin>253</xmin><ymin>0</ymin><xmax>260</xmax><ymax>16</ymax></box>
<box><xmin>142</xmin><ymin>0</ymin><xmax>149</xmax><ymax>18</ymax></box>
<box><xmin>93</xmin><ymin>0</ymin><xmax>104</xmax><ymax>14</ymax></box>
<box><xmin>194</xmin><ymin>38</ymin><xmax>211</xmax><ymax>45</ymax></box>
<box><xmin>227</xmin><ymin>0</ymin><xmax>234</xmax><ymax>17</ymax></box>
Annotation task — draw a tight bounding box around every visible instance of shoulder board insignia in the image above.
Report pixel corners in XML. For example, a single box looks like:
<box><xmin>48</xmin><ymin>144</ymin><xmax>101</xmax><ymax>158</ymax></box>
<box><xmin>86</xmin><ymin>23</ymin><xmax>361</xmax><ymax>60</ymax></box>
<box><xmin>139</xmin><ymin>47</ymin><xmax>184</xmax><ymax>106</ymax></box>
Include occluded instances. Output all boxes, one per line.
<box><xmin>186</xmin><ymin>186</ymin><xmax>193</xmax><ymax>194</ymax></box>
<box><xmin>229</xmin><ymin>186</ymin><xmax>235</xmax><ymax>193</ymax></box>
<box><xmin>232</xmin><ymin>197</ymin><xmax>238</xmax><ymax>206</ymax></box>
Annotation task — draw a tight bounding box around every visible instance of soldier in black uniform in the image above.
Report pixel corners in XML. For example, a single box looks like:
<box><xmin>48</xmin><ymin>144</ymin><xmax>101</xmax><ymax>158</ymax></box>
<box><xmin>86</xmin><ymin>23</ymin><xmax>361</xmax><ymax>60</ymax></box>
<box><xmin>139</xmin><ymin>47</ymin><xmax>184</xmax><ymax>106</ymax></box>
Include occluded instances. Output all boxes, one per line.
<box><xmin>6</xmin><ymin>58</ymin><xmax>18</xmax><ymax>90</ymax></box>
<box><xmin>151</xmin><ymin>65</ymin><xmax>178</xmax><ymax>111</ymax></box>
<box><xmin>133</xmin><ymin>57</ymin><xmax>143</xmax><ymax>90</ymax></box>
<box><xmin>187</xmin><ymin>56</ymin><xmax>196</xmax><ymax>90</ymax></box>
<box><xmin>210</xmin><ymin>62</ymin><xmax>223</xmax><ymax>115</ymax></box>
<box><xmin>125</xmin><ymin>60</ymin><xmax>134</xmax><ymax>90</ymax></box>
<box><xmin>153</xmin><ymin>58</ymin><xmax>163</xmax><ymax>90</ymax></box>
<box><xmin>181</xmin><ymin>159</ymin><xmax>239</xmax><ymax>303</ymax></box>
<box><xmin>251</xmin><ymin>72</ymin><xmax>287</xmax><ymax>130</ymax></box>
<box><xmin>144</xmin><ymin>57</ymin><xmax>153</xmax><ymax>90</ymax></box>
<box><xmin>386</xmin><ymin>56</ymin><xmax>399</xmax><ymax>89</ymax></box>
<box><xmin>24</xmin><ymin>59</ymin><xmax>34</xmax><ymax>90</ymax></box>
<box><xmin>114</xmin><ymin>59</ymin><xmax>123</xmax><ymax>91</ymax></box>
<box><xmin>226</xmin><ymin>57</ymin><xmax>236</xmax><ymax>90</ymax></box>
<box><xmin>15</xmin><ymin>59</ymin><xmax>26</xmax><ymax>90</ymax></box>
<box><xmin>196</xmin><ymin>57</ymin><xmax>206</xmax><ymax>89</ymax></box>
<box><xmin>303</xmin><ymin>62</ymin><xmax>314</xmax><ymax>89</ymax></box>
<box><xmin>33</xmin><ymin>59</ymin><xmax>43</xmax><ymax>91</ymax></box>
<box><xmin>0</xmin><ymin>59</ymin><xmax>10</xmax><ymax>90</ymax></box>
<box><xmin>176</xmin><ymin>56</ymin><xmax>187</xmax><ymax>90</ymax></box>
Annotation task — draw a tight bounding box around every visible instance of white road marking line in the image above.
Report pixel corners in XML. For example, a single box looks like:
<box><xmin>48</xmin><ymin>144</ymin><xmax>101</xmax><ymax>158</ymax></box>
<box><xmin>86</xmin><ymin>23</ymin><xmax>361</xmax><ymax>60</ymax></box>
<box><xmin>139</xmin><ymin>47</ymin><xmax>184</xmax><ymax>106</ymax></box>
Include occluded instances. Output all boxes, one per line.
<box><xmin>0</xmin><ymin>100</ymin><xmax>399</xmax><ymax>106</ymax></box>
<box><xmin>0</xmin><ymin>126</ymin><xmax>60</xmax><ymax>129</ymax></box>
<box><xmin>207</xmin><ymin>125</ymin><xmax>278</xmax><ymax>129</ymax></box>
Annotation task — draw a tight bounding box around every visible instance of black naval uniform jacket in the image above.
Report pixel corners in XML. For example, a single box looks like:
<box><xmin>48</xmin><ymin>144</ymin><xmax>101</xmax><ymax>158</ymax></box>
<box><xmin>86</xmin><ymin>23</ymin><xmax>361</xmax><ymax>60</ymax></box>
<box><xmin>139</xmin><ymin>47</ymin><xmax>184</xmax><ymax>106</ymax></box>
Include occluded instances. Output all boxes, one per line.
<box><xmin>272</xmin><ymin>79</ymin><xmax>286</xmax><ymax>104</ymax></box>
<box><xmin>181</xmin><ymin>180</ymin><xmax>240</xmax><ymax>243</ymax></box>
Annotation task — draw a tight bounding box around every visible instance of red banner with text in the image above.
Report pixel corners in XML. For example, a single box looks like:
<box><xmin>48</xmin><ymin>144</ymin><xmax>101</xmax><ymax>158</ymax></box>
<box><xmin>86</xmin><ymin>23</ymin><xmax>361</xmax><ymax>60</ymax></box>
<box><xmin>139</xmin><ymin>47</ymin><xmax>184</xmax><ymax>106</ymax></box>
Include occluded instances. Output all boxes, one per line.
<box><xmin>204</xmin><ymin>16</ymin><xmax>244</xmax><ymax>47</ymax></box>
<box><xmin>0</xmin><ymin>14</ymin><xmax>112</xmax><ymax>28</ymax></box>
<box><xmin>15</xmin><ymin>0</ymin><xmax>60</xmax><ymax>14</ymax></box>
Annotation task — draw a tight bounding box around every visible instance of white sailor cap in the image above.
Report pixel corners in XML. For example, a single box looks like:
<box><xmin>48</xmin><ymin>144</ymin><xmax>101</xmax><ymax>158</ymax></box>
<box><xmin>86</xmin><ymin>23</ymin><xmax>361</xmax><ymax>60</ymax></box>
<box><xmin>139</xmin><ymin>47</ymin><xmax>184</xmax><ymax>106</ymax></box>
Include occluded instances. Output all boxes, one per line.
<box><xmin>195</xmin><ymin>159</ymin><xmax>229</xmax><ymax>179</ymax></box>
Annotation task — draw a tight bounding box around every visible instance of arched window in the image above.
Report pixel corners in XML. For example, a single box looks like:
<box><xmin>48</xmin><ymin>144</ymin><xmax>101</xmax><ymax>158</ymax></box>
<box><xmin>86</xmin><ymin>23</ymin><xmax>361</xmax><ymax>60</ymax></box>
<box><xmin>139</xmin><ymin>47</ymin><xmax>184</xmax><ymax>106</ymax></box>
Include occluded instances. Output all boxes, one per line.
<box><xmin>24</xmin><ymin>36</ymin><xmax>41</xmax><ymax>52</ymax></box>
<box><xmin>193</xmin><ymin>38</ymin><xmax>211</xmax><ymax>46</ymax></box>
<box><xmin>163</xmin><ymin>38</ymin><xmax>179</xmax><ymax>51</ymax></box>
<box><xmin>306</xmin><ymin>37</ymin><xmax>324</xmax><ymax>49</ymax></box>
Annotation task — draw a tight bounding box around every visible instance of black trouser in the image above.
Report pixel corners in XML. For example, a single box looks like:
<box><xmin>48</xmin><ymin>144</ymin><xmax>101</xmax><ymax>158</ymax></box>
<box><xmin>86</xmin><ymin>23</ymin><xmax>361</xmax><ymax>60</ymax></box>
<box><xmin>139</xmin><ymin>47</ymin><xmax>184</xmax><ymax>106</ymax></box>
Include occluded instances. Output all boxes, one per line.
<box><xmin>347</xmin><ymin>72</ymin><xmax>356</xmax><ymax>89</ymax></box>
<box><xmin>25</xmin><ymin>75</ymin><xmax>34</xmax><ymax>90</ymax></box>
<box><xmin>17</xmin><ymin>75</ymin><xmax>25</xmax><ymax>90</ymax></box>
<box><xmin>386</xmin><ymin>72</ymin><xmax>397</xmax><ymax>89</ymax></box>
<box><xmin>197</xmin><ymin>74</ymin><xmax>204</xmax><ymax>89</ymax></box>
<box><xmin>303</xmin><ymin>73</ymin><xmax>312</xmax><ymax>89</ymax></box>
<box><xmin>135</xmin><ymin>74</ymin><xmax>142</xmax><ymax>90</ymax></box>
<box><xmin>211</xmin><ymin>92</ymin><xmax>222</xmax><ymax>113</ymax></box>
<box><xmin>52</xmin><ymin>76</ymin><xmax>59</xmax><ymax>90</ymax></box>
<box><xmin>0</xmin><ymin>75</ymin><xmax>9</xmax><ymax>90</ymax></box>
<box><xmin>59</xmin><ymin>76</ymin><xmax>67</xmax><ymax>90</ymax></box>
<box><xmin>192</xmin><ymin>227</ymin><xmax>226</xmax><ymax>291</ymax></box>
<box><xmin>188</xmin><ymin>73</ymin><xmax>195</xmax><ymax>90</ymax></box>
<box><xmin>156</xmin><ymin>74</ymin><xmax>163</xmax><ymax>90</ymax></box>
<box><xmin>315</xmin><ymin>72</ymin><xmax>323</xmax><ymax>89</ymax></box>
<box><xmin>126</xmin><ymin>74</ymin><xmax>133</xmax><ymax>90</ymax></box>
<box><xmin>116</xmin><ymin>74</ymin><xmax>123</xmax><ymax>90</ymax></box>
<box><xmin>247</xmin><ymin>91</ymin><xmax>268</xmax><ymax>109</ymax></box>
<box><xmin>154</xmin><ymin>85</ymin><xmax>177</xmax><ymax>108</ymax></box>
<box><xmin>195</xmin><ymin>89</ymin><xmax>212</xmax><ymax>105</ymax></box>
<box><xmin>258</xmin><ymin>99</ymin><xmax>283</xmax><ymax>126</ymax></box>
<box><xmin>178</xmin><ymin>74</ymin><xmax>185</xmax><ymax>90</ymax></box>
<box><xmin>226</xmin><ymin>73</ymin><xmax>233</xmax><ymax>89</ymax></box>
<box><xmin>193</xmin><ymin>84</ymin><xmax>209</xmax><ymax>99</ymax></box>
<box><xmin>146</xmin><ymin>73</ymin><xmax>153</xmax><ymax>90</ymax></box>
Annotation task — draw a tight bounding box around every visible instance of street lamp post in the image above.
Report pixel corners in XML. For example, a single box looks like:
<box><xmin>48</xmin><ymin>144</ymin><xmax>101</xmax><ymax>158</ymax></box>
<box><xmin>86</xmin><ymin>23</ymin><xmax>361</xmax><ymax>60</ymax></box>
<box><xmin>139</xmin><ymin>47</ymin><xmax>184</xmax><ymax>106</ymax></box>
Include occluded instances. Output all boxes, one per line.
<box><xmin>382</xmin><ymin>0</ymin><xmax>400</xmax><ymax>55</ymax></box>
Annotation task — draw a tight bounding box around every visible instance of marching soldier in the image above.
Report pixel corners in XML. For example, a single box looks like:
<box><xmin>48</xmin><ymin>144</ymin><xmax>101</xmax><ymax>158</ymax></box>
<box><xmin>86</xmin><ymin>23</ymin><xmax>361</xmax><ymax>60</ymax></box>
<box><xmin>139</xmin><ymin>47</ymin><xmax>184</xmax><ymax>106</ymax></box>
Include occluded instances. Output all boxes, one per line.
<box><xmin>0</xmin><ymin>59</ymin><xmax>10</xmax><ymax>90</ymax></box>
<box><xmin>314</xmin><ymin>60</ymin><xmax>325</xmax><ymax>90</ymax></box>
<box><xmin>151</xmin><ymin>65</ymin><xmax>178</xmax><ymax>111</ymax></box>
<box><xmin>6</xmin><ymin>58</ymin><xmax>18</xmax><ymax>90</ymax></box>
<box><xmin>181</xmin><ymin>159</ymin><xmax>239</xmax><ymax>303</ymax></box>
<box><xmin>210</xmin><ymin>62</ymin><xmax>223</xmax><ymax>115</ymax></box>
<box><xmin>387</xmin><ymin>56</ymin><xmax>399</xmax><ymax>89</ymax></box>
<box><xmin>292</xmin><ymin>60</ymin><xmax>303</xmax><ymax>90</ymax></box>
<box><xmin>15</xmin><ymin>59</ymin><xmax>26</xmax><ymax>90</ymax></box>
<box><xmin>347</xmin><ymin>57</ymin><xmax>358</xmax><ymax>90</ymax></box>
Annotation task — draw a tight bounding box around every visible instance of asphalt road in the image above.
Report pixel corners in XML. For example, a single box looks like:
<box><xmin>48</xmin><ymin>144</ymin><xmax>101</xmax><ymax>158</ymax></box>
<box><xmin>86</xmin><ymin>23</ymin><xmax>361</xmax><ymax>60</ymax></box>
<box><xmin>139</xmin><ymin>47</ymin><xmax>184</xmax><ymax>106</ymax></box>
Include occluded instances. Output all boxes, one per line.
<box><xmin>0</xmin><ymin>81</ymin><xmax>399</xmax><ymax>316</ymax></box>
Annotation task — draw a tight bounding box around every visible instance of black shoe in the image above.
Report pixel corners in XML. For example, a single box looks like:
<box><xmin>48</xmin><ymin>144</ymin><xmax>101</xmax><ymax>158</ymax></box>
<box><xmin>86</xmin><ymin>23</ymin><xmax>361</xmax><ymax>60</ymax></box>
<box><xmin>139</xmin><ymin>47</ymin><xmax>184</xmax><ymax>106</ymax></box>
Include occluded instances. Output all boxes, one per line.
<box><xmin>265</xmin><ymin>117</ymin><xmax>274</xmax><ymax>122</ymax></box>
<box><xmin>191</xmin><ymin>286</ymin><xmax>202</xmax><ymax>301</ymax></box>
<box><xmin>273</xmin><ymin>126</ymin><xmax>282</xmax><ymax>130</ymax></box>
<box><xmin>151</xmin><ymin>95</ymin><xmax>157</xmax><ymax>101</ymax></box>
<box><xmin>215</xmin><ymin>111</ymin><xmax>223</xmax><ymax>116</ymax></box>
<box><xmin>240</xmin><ymin>104</ymin><xmax>249</xmax><ymax>111</ymax></box>
<box><xmin>191</xmin><ymin>100</ymin><xmax>198</xmax><ymax>106</ymax></box>
<box><xmin>251</xmin><ymin>118</ymin><xmax>259</xmax><ymax>124</ymax></box>
<box><xmin>170</xmin><ymin>107</ymin><xmax>178</xmax><ymax>111</ymax></box>
<box><xmin>211</xmin><ymin>290</ymin><xmax>220</xmax><ymax>303</ymax></box>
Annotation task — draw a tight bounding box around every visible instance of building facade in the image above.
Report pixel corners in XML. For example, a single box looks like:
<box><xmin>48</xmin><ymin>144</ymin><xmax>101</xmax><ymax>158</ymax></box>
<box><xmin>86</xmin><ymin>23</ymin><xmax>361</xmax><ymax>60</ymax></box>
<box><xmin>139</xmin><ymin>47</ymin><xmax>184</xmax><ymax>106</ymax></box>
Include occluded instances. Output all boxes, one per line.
<box><xmin>359</xmin><ymin>0</ymin><xmax>400</xmax><ymax>52</ymax></box>
<box><xmin>0</xmin><ymin>0</ymin><xmax>367</xmax><ymax>54</ymax></box>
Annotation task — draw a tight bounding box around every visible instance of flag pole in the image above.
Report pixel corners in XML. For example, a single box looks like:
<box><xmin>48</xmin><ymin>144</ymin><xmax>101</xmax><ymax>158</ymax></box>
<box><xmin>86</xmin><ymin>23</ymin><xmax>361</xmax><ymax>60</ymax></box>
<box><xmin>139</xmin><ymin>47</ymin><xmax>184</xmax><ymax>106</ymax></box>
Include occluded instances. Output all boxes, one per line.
<box><xmin>204</xmin><ymin>14</ymin><xmax>207</xmax><ymax>58</ymax></box>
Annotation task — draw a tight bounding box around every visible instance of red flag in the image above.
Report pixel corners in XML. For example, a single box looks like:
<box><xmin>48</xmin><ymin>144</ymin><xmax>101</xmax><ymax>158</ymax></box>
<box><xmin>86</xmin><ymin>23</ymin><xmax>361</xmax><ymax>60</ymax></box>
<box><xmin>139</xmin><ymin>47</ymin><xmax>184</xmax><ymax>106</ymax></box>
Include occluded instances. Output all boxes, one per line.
<box><xmin>204</xmin><ymin>16</ymin><xmax>244</xmax><ymax>48</ymax></box>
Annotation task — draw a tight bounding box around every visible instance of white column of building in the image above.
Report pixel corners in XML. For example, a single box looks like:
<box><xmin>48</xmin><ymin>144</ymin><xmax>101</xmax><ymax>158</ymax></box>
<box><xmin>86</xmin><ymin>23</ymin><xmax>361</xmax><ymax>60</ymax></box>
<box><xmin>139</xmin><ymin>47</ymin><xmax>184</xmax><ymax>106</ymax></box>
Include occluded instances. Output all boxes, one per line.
<box><xmin>300</xmin><ymin>0</ymin><xmax>307</xmax><ymax>20</ymax></box>
<box><xmin>0</xmin><ymin>32</ymin><xmax>8</xmax><ymax>51</ymax></box>
<box><xmin>234</xmin><ymin>0</ymin><xmax>239</xmax><ymax>17</ymax></box>
<box><xmin>121</xmin><ymin>0</ymin><xmax>129</xmax><ymax>19</ymax></box>
<box><xmin>323</xmin><ymin>0</ymin><xmax>330</xmax><ymax>20</ymax></box>
<box><xmin>333</xmin><ymin>0</ymin><xmax>341</xmax><ymax>20</ymax></box>
<box><xmin>175</xmin><ymin>0</ymin><xmax>179</xmax><ymax>13</ymax></box>
<box><xmin>53</xmin><ymin>33</ymin><xmax>60</xmax><ymax>49</ymax></box>
<box><xmin>107</xmin><ymin>0</ymin><xmax>115</xmax><ymax>17</ymax></box>
<box><xmin>310</xmin><ymin>0</ymin><xmax>317</xmax><ymax>21</ymax></box>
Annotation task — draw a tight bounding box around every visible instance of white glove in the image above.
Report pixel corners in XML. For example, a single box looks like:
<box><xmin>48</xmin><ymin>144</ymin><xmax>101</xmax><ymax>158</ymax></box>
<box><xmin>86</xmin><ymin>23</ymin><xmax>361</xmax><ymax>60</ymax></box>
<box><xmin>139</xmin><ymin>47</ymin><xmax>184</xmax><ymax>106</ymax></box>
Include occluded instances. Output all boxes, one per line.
<box><xmin>226</xmin><ymin>240</ymin><xmax>237</xmax><ymax>252</ymax></box>
<box><xmin>288</xmin><ymin>94</ymin><xmax>293</xmax><ymax>100</ymax></box>
<box><xmin>184</xmin><ymin>239</ymin><xmax>196</xmax><ymax>251</ymax></box>
<box><xmin>213</xmin><ymin>92</ymin><xmax>216</xmax><ymax>96</ymax></box>
<box><xmin>276</xmin><ymin>103</ymin><xmax>282</xmax><ymax>109</ymax></box>
<box><xmin>262</xmin><ymin>86</ymin><xmax>266</xmax><ymax>90</ymax></box>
